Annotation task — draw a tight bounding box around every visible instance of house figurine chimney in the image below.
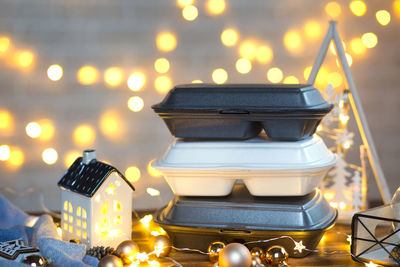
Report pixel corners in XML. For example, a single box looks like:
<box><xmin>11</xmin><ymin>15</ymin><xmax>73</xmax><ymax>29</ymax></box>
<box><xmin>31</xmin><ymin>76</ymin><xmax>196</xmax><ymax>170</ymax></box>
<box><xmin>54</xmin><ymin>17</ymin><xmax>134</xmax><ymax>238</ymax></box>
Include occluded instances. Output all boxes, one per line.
<box><xmin>82</xmin><ymin>150</ymin><xmax>96</xmax><ymax>165</ymax></box>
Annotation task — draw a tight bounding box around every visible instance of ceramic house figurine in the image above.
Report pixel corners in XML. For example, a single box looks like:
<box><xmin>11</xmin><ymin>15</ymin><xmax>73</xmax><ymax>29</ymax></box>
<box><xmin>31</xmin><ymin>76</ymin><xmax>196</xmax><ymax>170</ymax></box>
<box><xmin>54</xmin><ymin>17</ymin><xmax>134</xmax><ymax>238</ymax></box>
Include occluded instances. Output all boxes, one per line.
<box><xmin>57</xmin><ymin>150</ymin><xmax>135</xmax><ymax>248</ymax></box>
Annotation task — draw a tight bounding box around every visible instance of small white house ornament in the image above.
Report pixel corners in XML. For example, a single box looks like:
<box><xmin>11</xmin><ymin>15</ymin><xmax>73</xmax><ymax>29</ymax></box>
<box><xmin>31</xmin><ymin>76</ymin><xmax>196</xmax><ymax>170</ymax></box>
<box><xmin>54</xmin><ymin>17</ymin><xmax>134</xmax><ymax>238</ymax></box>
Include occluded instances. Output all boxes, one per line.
<box><xmin>57</xmin><ymin>150</ymin><xmax>135</xmax><ymax>248</ymax></box>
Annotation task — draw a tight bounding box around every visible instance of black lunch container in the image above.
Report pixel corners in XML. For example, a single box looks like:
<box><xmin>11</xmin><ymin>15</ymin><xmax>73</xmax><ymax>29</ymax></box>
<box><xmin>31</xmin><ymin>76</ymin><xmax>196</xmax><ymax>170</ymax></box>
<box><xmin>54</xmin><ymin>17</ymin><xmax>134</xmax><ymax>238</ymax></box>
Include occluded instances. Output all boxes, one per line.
<box><xmin>152</xmin><ymin>83</ymin><xmax>333</xmax><ymax>140</ymax></box>
<box><xmin>154</xmin><ymin>184</ymin><xmax>337</xmax><ymax>257</ymax></box>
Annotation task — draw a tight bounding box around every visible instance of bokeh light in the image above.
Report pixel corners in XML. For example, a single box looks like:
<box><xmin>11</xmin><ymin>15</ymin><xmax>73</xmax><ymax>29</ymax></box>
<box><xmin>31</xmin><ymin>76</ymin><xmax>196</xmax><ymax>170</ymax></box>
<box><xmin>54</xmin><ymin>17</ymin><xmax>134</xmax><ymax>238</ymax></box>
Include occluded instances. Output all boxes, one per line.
<box><xmin>47</xmin><ymin>64</ymin><xmax>63</xmax><ymax>81</ymax></box>
<box><xmin>154</xmin><ymin>58</ymin><xmax>170</xmax><ymax>74</ymax></box>
<box><xmin>376</xmin><ymin>10</ymin><xmax>391</xmax><ymax>26</ymax></box>
<box><xmin>394</xmin><ymin>0</ymin><xmax>400</xmax><ymax>18</ymax></box>
<box><xmin>154</xmin><ymin>76</ymin><xmax>172</xmax><ymax>94</ymax></box>
<box><xmin>0</xmin><ymin>110</ymin><xmax>13</xmax><ymax>132</ymax></box>
<box><xmin>206</xmin><ymin>0</ymin><xmax>226</xmax><ymax>15</ymax></box>
<box><xmin>328</xmin><ymin>72</ymin><xmax>343</xmax><ymax>87</ymax></box>
<box><xmin>8</xmin><ymin>147</ymin><xmax>24</xmax><ymax>168</ymax></box>
<box><xmin>73</xmin><ymin>124</ymin><xmax>96</xmax><ymax>147</ymax></box>
<box><xmin>100</xmin><ymin>110</ymin><xmax>124</xmax><ymax>139</ymax></box>
<box><xmin>256</xmin><ymin>45</ymin><xmax>273</xmax><ymax>64</ymax></box>
<box><xmin>303</xmin><ymin>66</ymin><xmax>312</xmax><ymax>80</ymax></box>
<box><xmin>16</xmin><ymin>50</ymin><xmax>34</xmax><ymax>68</ymax></box>
<box><xmin>329</xmin><ymin>41</ymin><xmax>346</xmax><ymax>56</ymax></box>
<box><xmin>221</xmin><ymin>28</ymin><xmax>239</xmax><ymax>47</ymax></box>
<box><xmin>147</xmin><ymin>159</ymin><xmax>163</xmax><ymax>177</ymax></box>
<box><xmin>283</xmin><ymin>76</ymin><xmax>299</xmax><ymax>84</ymax></box>
<box><xmin>42</xmin><ymin>148</ymin><xmax>58</xmax><ymax>165</ymax></box>
<box><xmin>315</xmin><ymin>66</ymin><xmax>329</xmax><ymax>87</ymax></box>
<box><xmin>267</xmin><ymin>67</ymin><xmax>283</xmax><ymax>83</ymax></box>
<box><xmin>177</xmin><ymin>0</ymin><xmax>193</xmax><ymax>7</ymax></box>
<box><xmin>127</xmin><ymin>72</ymin><xmax>146</xmax><ymax>91</ymax></box>
<box><xmin>212</xmin><ymin>68</ymin><xmax>228</xmax><ymax>84</ymax></box>
<box><xmin>192</xmin><ymin>80</ymin><xmax>203</xmax><ymax>83</ymax></box>
<box><xmin>239</xmin><ymin>40</ymin><xmax>257</xmax><ymax>60</ymax></box>
<box><xmin>235</xmin><ymin>58</ymin><xmax>252</xmax><ymax>74</ymax></box>
<box><xmin>182</xmin><ymin>5</ymin><xmax>198</xmax><ymax>21</ymax></box>
<box><xmin>25</xmin><ymin>122</ymin><xmax>41</xmax><ymax>138</ymax></box>
<box><xmin>127</xmin><ymin>96</ymin><xmax>144</xmax><ymax>112</ymax></box>
<box><xmin>146</xmin><ymin>187</ymin><xmax>161</xmax><ymax>196</ymax></box>
<box><xmin>104</xmin><ymin>67</ymin><xmax>123</xmax><ymax>87</ymax></box>
<box><xmin>77</xmin><ymin>65</ymin><xmax>98</xmax><ymax>85</ymax></box>
<box><xmin>38</xmin><ymin>119</ymin><xmax>55</xmax><ymax>141</ymax></box>
<box><xmin>283</xmin><ymin>30</ymin><xmax>303</xmax><ymax>54</ymax></box>
<box><xmin>125</xmin><ymin>166</ymin><xmax>141</xmax><ymax>183</ymax></box>
<box><xmin>64</xmin><ymin>151</ymin><xmax>81</xmax><ymax>168</ymax></box>
<box><xmin>0</xmin><ymin>145</ymin><xmax>10</xmax><ymax>161</ymax></box>
<box><xmin>304</xmin><ymin>20</ymin><xmax>322</xmax><ymax>40</ymax></box>
<box><xmin>0</xmin><ymin>36</ymin><xmax>10</xmax><ymax>54</ymax></box>
<box><xmin>325</xmin><ymin>1</ymin><xmax>342</xmax><ymax>18</ymax></box>
<box><xmin>349</xmin><ymin>1</ymin><xmax>367</xmax><ymax>17</ymax></box>
<box><xmin>350</xmin><ymin>38</ymin><xmax>367</xmax><ymax>55</ymax></box>
<box><xmin>362</xmin><ymin>32</ymin><xmax>378</xmax><ymax>48</ymax></box>
<box><xmin>156</xmin><ymin>32</ymin><xmax>177</xmax><ymax>52</ymax></box>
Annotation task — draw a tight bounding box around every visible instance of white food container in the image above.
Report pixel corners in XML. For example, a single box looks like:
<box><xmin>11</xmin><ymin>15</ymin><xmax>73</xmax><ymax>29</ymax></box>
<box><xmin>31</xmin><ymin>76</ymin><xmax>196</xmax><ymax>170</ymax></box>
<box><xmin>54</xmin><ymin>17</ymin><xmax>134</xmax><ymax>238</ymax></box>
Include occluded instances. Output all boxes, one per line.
<box><xmin>153</xmin><ymin>135</ymin><xmax>337</xmax><ymax>196</ymax></box>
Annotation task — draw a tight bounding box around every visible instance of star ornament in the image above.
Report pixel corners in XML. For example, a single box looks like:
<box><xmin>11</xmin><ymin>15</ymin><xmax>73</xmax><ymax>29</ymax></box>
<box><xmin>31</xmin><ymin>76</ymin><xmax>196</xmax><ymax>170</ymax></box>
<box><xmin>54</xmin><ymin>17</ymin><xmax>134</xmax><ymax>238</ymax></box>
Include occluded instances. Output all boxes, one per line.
<box><xmin>365</xmin><ymin>261</ymin><xmax>379</xmax><ymax>267</ymax></box>
<box><xmin>294</xmin><ymin>240</ymin><xmax>306</xmax><ymax>254</ymax></box>
<box><xmin>0</xmin><ymin>239</ymin><xmax>39</xmax><ymax>260</ymax></box>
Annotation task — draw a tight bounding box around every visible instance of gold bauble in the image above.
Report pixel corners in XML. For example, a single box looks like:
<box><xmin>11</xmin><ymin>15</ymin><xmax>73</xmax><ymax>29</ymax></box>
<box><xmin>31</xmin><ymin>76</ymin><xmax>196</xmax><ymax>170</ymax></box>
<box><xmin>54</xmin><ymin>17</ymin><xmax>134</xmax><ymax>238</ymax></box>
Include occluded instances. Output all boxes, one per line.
<box><xmin>265</xmin><ymin>246</ymin><xmax>288</xmax><ymax>266</ymax></box>
<box><xmin>98</xmin><ymin>255</ymin><xmax>123</xmax><ymax>267</ymax></box>
<box><xmin>251</xmin><ymin>255</ymin><xmax>263</xmax><ymax>267</ymax></box>
<box><xmin>208</xmin><ymin>241</ymin><xmax>226</xmax><ymax>263</ymax></box>
<box><xmin>114</xmin><ymin>240</ymin><xmax>139</xmax><ymax>264</ymax></box>
<box><xmin>22</xmin><ymin>254</ymin><xmax>47</xmax><ymax>266</ymax></box>
<box><xmin>250</xmin><ymin>247</ymin><xmax>264</xmax><ymax>260</ymax></box>
<box><xmin>152</xmin><ymin>235</ymin><xmax>171</xmax><ymax>257</ymax></box>
<box><xmin>218</xmin><ymin>243</ymin><xmax>252</xmax><ymax>267</ymax></box>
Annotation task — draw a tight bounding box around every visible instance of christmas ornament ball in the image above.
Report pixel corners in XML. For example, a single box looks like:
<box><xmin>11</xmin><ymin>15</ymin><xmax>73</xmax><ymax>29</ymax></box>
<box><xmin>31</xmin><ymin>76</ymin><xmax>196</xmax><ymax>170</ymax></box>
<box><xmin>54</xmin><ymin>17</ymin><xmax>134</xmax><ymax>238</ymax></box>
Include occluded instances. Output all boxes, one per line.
<box><xmin>152</xmin><ymin>235</ymin><xmax>171</xmax><ymax>257</ymax></box>
<box><xmin>265</xmin><ymin>246</ymin><xmax>288</xmax><ymax>266</ymax></box>
<box><xmin>98</xmin><ymin>255</ymin><xmax>123</xmax><ymax>267</ymax></box>
<box><xmin>208</xmin><ymin>241</ymin><xmax>226</xmax><ymax>263</ymax></box>
<box><xmin>251</xmin><ymin>255</ymin><xmax>263</xmax><ymax>267</ymax></box>
<box><xmin>250</xmin><ymin>247</ymin><xmax>264</xmax><ymax>260</ymax></box>
<box><xmin>22</xmin><ymin>254</ymin><xmax>47</xmax><ymax>266</ymax></box>
<box><xmin>114</xmin><ymin>240</ymin><xmax>139</xmax><ymax>264</ymax></box>
<box><xmin>218</xmin><ymin>243</ymin><xmax>252</xmax><ymax>267</ymax></box>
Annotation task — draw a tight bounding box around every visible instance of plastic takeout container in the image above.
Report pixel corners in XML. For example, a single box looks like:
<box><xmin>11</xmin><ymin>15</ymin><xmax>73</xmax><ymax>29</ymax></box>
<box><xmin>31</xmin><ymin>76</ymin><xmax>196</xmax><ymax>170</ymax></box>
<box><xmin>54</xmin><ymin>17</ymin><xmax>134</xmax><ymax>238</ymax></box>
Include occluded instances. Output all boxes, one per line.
<box><xmin>154</xmin><ymin>184</ymin><xmax>337</xmax><ymax>257</ymax></box>
<box><xmin>152</xmin><ymin>83</ymin><xmax>333</xmax><ymax>140</ymax></box>
<box><xmin>153</xmin><ymin>135</ymin><xmax>337</xmax><ymax>196</ymax></box>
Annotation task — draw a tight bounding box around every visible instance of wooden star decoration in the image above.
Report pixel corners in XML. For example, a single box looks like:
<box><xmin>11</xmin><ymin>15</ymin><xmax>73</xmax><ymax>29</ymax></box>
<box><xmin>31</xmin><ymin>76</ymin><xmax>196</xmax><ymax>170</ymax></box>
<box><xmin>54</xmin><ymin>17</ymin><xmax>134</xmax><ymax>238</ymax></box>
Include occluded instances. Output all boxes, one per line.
<box><xmin>0</xmin><ymin>238</ymin><xmax>39</xmax><ymax>260</ymax></box>
<box><xmin>294</xmin><ymin>240</ymin><xmax>306</xmax><ymax>254</ymax></box>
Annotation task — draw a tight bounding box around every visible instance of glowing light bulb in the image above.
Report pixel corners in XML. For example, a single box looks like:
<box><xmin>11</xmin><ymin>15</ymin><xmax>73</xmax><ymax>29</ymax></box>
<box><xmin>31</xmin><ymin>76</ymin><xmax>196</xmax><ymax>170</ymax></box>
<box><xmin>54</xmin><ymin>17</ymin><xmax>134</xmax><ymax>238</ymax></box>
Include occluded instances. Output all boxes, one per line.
<box><xmin>125</xmin><ymin>166</ymin><xmax>141</xmax><ymax>183</ymax></box>
<box><xmin>0</xmin><ymin>36</ymin><xmax>11</xmax><ymax>54</ymax></box>
<box><xmin>38</xmin><ymin>119</ymin><xmax>55</xmax><ymax>141</ymax></box>
<box><xmin>267</xmin><ymin>67</ymin><xmax>283</xmax><ymax>83</ymax></box>
<box><xmin>127</xmin><ymin>72</ymin><xmax>146</xmax><ymax>92</ymax></box>
<box><xmin>328</xmin><ymin>72</ymin><xmax>343</xmax><ymax>88</ymax></box>
<box><xmin>99</xmin><ymin>110</ymin><xmax>123</xmax><ymax>139</ymax></box>
<box><xmin>191</xmin><ymin>80</ymin><xmax>203</xmax><ymax>83</ymax></box>
<box><xmin>283</xmin><ymin>76</ymin><xmax>299</xmax><ymax>84</ymax></box>
<box><xmin>350</xmin><ymin>38</ymin><xmax>366</xmax><ymax>55</ymax></box>
<box><xmin>303</xmin><ymin>20</ymin><xmax>322</xmax><ymax>40</ymax></box>
<box><xmin>25</xmin><ymin>122</ymin><xmax>41</xmax><ymax>138</ymax></box>
<box><xmin>77</xmin><ymin>66</ymin><xmax>98</xmax><ymax>85</ymax></box>
<box><xmin>154</xmin><ymin>76</ymin><xmax>172</xmax><ymax>94</ymax></box>
<box><xmin>235</xmin><ymin>58</ymin><xmax>252</xmax><ymax>74</ymax></box>
<box><xmin>343</xmin><ymin>140</ymin><xmax>352</xmax><ymax>150</ymax></box>
<box><xmin>0</xmin><ymin>145</ymin><xmax>10</xmax><ymax>161</ymax></box>
<box><xmin>148</xmin><ymin>159</ymin><xmax>163</xmax><ymax>177</ymax></box>
<box><xmin>206</xmin><ymin>0</ymin><xmax>226</xmax><ymax>15</ymax></box>
<box><xmin>0</xmin><ymin>110</ymin><xmax>13</xmax><ymax>131</ymax></box>
<box><xmin>339</xmin><ymin>201</ymin><xmax>347</xmax><ymax>210</ymax></box>
<box><xmin>283</xmin><ymin>30</ymin><xmax>303</xmax><ymax>54</ymax></box>
<box><xmin>255</xmin><ymin>45</ymin><xmax>273</xmax><ymax>64</ymax></box>
<box><xmin>340</xmin><ymin>113</ymin><xmax>350</xmax><ymax>125</ymax></box>
<box><xmin>212</xmin><ymin>68</ymin><xmax>228</xmax><ymax>84</ymax></box>
<box><xmin>147</xmin><ymin>187</ymin><xmax>161</xmax><ymax>196</ymax></box>
<box><xmin>365</xmin><ymin>261</ymin><xmax>378</xmax><ymax>267</ymax></box>
<box><xmin>156</xmin><ymin>32</ymin><xmax>177</xmax><ymax>52</ymax></box>
<box><xmin>73</xmin><ymin>124</ymin><xmax>96</xmax><ymax>146</ymax></box>
<box><xmin>177</xmin><ymin>0</ymin><xmax>193</xmax><ymax>7</ymax></box>
<box><xmin>376</xmin><ymin>10</ymin><xmax>391</xmax><ymax>26</ymax></box>
<box><xmin>42</xmin><ymin>148</ymin><xmax>58</xmax><ymax>165</ymax></box>
<box><xmin>182</xmin><ymin>5</ymin><xmax>198</xmax><ymax>21</ymax></box>
<box><xmin>221</xmin><ymin>28</ymin><xmax>239</xmax><ymax>47</ymax></box>
<box><xmin>239</xmin><ymin>40</ymin><xmax>257</xmax><ymax>60</ymax></box>
<box><xmin>47</xmin><ymin>64</ymin><xmax>63</xmax><ymax>81</ymax></box>
<box><xmin>362</xmin><ymin>32</ymin><xmax>378</xmax><ymax>48</ymax></box>
<box><xmin>349</xmin><ymin>1</ymin><xmax>366</xmax><ymax>17</ymax></box>
<box><xmin>127</xmin><ymin>96</ymin><xmax>144</xmax><ymax>112</ymax></box>
<box><xmin>8</xmin><ymin>148</ymin><xmax>24</xmax><ymax>168</ymax></box>
<box><xmin>154</xmin><ymin>58</ymin><xmax>170</xmax><ymax>74</ymax></box>
<box><xmin>140</xmin><ymin>214</ymin><xmax>153</xmax><ymax>228</ymax></box>
<box><xmin>64</xmin><ymin>151</ymin><xmax>81</xmax><ymax>168</ymax></box>
<box><xmin>325</xmin><ymin>1</ymin><xmax>342</xmax><ymax>18</ymax></box>
<box><xmin>104</xmin><ymin>67</ymin><xmax>123</xmax><ymax>87</ymax></box>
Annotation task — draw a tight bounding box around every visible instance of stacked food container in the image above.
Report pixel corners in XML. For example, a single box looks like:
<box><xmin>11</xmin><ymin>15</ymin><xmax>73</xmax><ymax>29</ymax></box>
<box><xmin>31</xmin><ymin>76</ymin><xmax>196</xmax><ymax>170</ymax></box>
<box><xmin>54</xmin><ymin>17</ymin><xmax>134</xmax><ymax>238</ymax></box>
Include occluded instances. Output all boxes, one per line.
<box><xmin>151</xmin><ymin>84</ymin><xmax>338</xmax><ymax>257</ymax></box>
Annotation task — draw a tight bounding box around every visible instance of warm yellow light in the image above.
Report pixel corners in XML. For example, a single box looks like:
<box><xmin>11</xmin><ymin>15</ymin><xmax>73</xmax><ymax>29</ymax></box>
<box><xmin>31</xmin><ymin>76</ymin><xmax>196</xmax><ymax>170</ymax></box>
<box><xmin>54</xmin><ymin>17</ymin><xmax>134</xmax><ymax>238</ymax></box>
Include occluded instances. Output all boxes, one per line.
<box><xmin>147</xmin><ymin>187</ymin><xmax>161</xmax><ymax>196</ymax></box>
<box><xmin>329</xmin><ymin>41</ymin><xmax>346</xmax><ymax>56</ymax></box>
<box><xmin>220</xmin><ymin>28</ymin><xmax>239</xmax><ymax>47</ymax></box>
<box><xmin>148</xmin><ymin>159</ymin><xmax>163</xmax><ymax>177</ymax></box>
<box><xmin>267</xmin><ymin>67</ymin><xmax>283</xmax><ymax>83</ymax></box>
<box><xmin>127</xmin><ymin>72</ymin><xmax>146</xmax><ymax>92</ymax></box>
<box><xmin>127</xmin><ymin>96</ymin><xmax>144</xmax><ymax>112</ymax></box>
<box><xmin>148</xmin><ymin>260</ymin><xmax>161</xmax><ymax>267</ymax></box>
<box><xmin>394</xmin><ymin>0</ymin><xmax>400</xmax><ymax>18</ymax></box>
<box><xmin>191</xmin><ymin>80</ymin><xmax>203</xmax><ymax>83</ymax></box>
<box><xmin>47</xmin><ymin>64</ymin><xmax>63</xmax><ymax>81</ymax></box>
<box><xmin>347</xmin><ymin>235</ymin><xmax>352</xmax><ymax>244</ymax></box>
<box><xmin>283</xmin><ymin>30</ymin><xmax>303</xmax><ymax>54</ymax></box>
<box><xmin>155</xmin><ymin>76</ymin><xmax>172</xmax><ymax>94</ymax></box>
<box><xmin>156</xmin><ymin>32</ymin><xmax>177</xmax><ymax>52</ymax></box>
<box><xmin>177</xmin><ymin>0</ymin><xmax>193</xmax><ymax>7</ymax></box>
<box><xmin>365</xmin><ymin>261</ymin><xmax>379</xmax><ymax>267</ymax></box>
<box><xmin>38</xmin><ymin>119</ymin><xmax>55</xmax><ymax>141</ymax></box>
<box><xmin>303</xmin><ymin>20</ymin><xmax>322</xmax><ymax>40</ymax></box>
<box><xmin>362</xmin><ymin>32</ymin><xmax>378</xmax><ymax>48</ymax></box>
<box><xmin>42</xmin><ymin>148</ymin><xmax>58</xmax><ymax>165</ymax></box>
<box><xmin>8</xmin><ymin>148</ymin><xmax>24</xmax><ymax>168</ymax></box>
<box><xmin>324</xmin><ymin>191</ymin><xmax>335</xmax><ymax>201</ymax></box>
<box><xmin>349</xmin><ymin>1</ymin><xmax>367</xmax><ymax>17</ymax></box>
<box><xmin>235</xmin><ymin>58</ymin><xmax>252</xmax><ymax>74</ymax></box>
<box><xmin>77</xmin><ymin>65</ymin><xmax>98</xmax><ymax>85</ymax></box>
<box><xmin>73</xmin><ymin>124</ymin><xmax>96</xmax><ymax>147</ymax></box>
<box><xmin>343</xmin><ymin>140</ymin><xmax>352</xmax><ymax>150</ymax></box>
<box><xmin>325</xmin><ymin>1</ymin><xmax>342</xmax><ymax>18</ymax></box>
<box><xmin>330</xmin><ymin>202</ymin><xmax>338</xmax><ymax>208</ymax></box>
<box><xmin>106</xmin><ymin>183</ymin><xmax>116</xmax><ymax>195</ymax></box>
<box><xmin>239</xmin><ymin>40</ymin><xmax>257</xmax><ymax>60</ymax></box>
<box><xmin>154</xmin><ymin>58</ymin><xmax>170</xmax><ymax>74</ymax></box>
<box><xmin>125</xmin><ymin>166</ymin><xmax>141</xmax><ymax>183</ymax></box>
<box><xmin>100</xmin><ymin>110</ymin><xmax>123</xmax><ymax>139</ymax></box>
<box><xmin>255</xmin><ymin>45</ymin><xmax>273</xmax><ymax>64</ymax></box>
<box><xmin>376</xmin><ymin>10</ymin><xmax>391</xmax><ymax>26</ymax></box>
<box><xmin>339</xmin><ymin>100</ymin><xmax>345</xmax><ymax>109</ymax></box>
<box><xmin>339</xmin><ymin>201</ymin><xmax>347</xmax><ymax>210</ymax></box>
<box><xmin>182</xmin><ymin>5</ymin><xmax>198</xmax><ymax>21</ymax></box>
<box><xmin>206</xmin><ymin>0</ymin><xmax>226</xmax><ymax>15</ymax></box>
<box><xmin>340</xmin><ymin>113</ymin><xmax>350</xmax><ymax>126</ymax></box>
<box><xmin>0</xmin><ymin>145</ymin><xmax>10</xmax><ymax>161</ymax></box>
<box><xmin>283</xmin><ymin>76</ymin><xmax>299</xmax><ymax>84</ymax></box>
<box><xmin>140</xmin><ymin>214</ymin><xmax>153</xmax><ymax>228</ymax></box>
<box><xmin>350</xmin><ymin>38</ymin><xmax>366</xmax><ymax>55</ymax></box>
<box><xmin>212</xmin><ymin>68</ymin><xmax>228</xmax><ymax>84</ymax></box>
<box><xmin>136</xmin><ymin>252</ymin><xmax>149</xmax><ymax>263</ymax></box>
<box><xmin>315</xmin><ymin>66</ymin><xmax>329</xmax><ymax>87</ymax></box>
<box><xmin>104</xmin><ymin>67</ymin><xmax>123</xmax><ymax>88</ymax></box>
<box><xmin>16</xmin><ymin>50</ymin><xmax>34</xmax><ymax>68</ymax></box>
<box><xmin>57</xmin><ymin>227</ymin><xmax>62</xmax><ymax>237</ymax></box>
<box><xmin>0</xmin><ymin>37</ymin><xmax>11</xmax><ymax>54</ymax></box>
<box><xmin>25</xmin><ymin>122</ymin><xmax>41</xmax><ymax>138</ymax></box>
<box><xmin>303</xmin><ymin>66</ymin><xmax>312</xmax><ymax>80</ymax></box>
<box><xmin>0</xmin><ymin>110</ymin><xmax>13</xmax><ymax>131</ymax></box>
<box><xmin>317</xmin><ymin>125</ymin><xmax>323</xmax><ymax>132</ymax></box>
<box><xmin>328</xmin><ymin>72</ymin><xmax>343</xmax><ymax>88</ymax></box>
<box><xmin>64</xmin><ymin>151</ymin><xmax>80</xmax><ymax>168</ymax></box>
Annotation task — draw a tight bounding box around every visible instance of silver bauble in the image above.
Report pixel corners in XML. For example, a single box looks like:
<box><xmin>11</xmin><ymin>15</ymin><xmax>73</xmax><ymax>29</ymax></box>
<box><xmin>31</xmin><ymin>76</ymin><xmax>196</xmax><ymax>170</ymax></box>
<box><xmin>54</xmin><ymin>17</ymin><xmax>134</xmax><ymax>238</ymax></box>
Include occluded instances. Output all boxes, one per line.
<box><xmin>218</xmin><ymin>243</ymin><xmax>252</xmax><ymax>267</ymax></box>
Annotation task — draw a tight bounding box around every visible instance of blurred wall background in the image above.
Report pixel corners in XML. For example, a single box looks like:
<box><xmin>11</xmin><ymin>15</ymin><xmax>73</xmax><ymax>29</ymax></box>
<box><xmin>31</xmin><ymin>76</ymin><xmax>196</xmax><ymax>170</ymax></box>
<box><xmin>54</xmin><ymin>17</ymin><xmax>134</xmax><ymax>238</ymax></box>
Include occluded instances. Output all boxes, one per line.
<box><xmin>0</xmin><ymin>0</ymin><xmax>399</xmax><ymax>212</ymax></box>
